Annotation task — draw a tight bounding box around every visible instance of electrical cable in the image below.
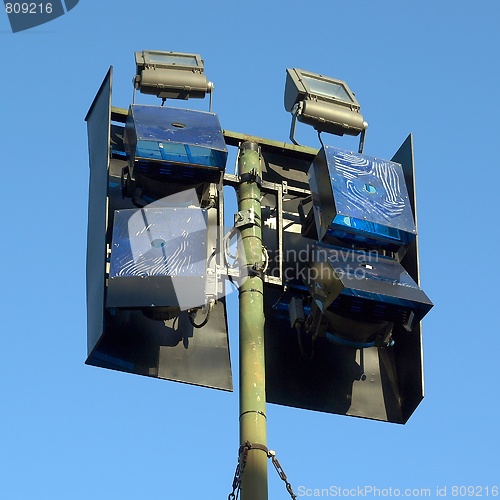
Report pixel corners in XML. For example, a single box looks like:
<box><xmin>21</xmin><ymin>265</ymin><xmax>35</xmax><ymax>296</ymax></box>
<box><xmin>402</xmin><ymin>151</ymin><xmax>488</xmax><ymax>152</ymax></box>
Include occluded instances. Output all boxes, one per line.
<box><xmin>188</xmin><ymin>300</ymin><xmax>215</xmax><ymax>329</ymax></box>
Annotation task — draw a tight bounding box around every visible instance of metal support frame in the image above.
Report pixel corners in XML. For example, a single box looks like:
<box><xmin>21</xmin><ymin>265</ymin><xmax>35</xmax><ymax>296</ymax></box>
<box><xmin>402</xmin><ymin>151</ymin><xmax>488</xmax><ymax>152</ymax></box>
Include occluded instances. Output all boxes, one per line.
<box><xmin>225</xmin><ymin>172</ymin><xmax>297</xmax><ymax>287</ymax></box>
<box><xmin>289</xmin><ymin>105</ymin><xmax>301</xmax><ymax>146</ymax></box>
<box><xmin>92</xmin><ymin>106</ymin><xmax>428</xmax><ymax>500</ymax></box>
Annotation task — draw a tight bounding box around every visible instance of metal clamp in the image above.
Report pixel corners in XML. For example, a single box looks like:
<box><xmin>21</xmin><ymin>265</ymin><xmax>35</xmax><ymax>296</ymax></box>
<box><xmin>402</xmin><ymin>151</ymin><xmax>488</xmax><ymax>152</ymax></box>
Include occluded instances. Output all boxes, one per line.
<box><xmin>239</xmin><ymin>168</ymin><xmax>262</xmax><ymax>188</ymax></box>
<box><xmin>234</xmin><ymin>208</ymin><xmax>255</xmax><ymax>229</ymax></box>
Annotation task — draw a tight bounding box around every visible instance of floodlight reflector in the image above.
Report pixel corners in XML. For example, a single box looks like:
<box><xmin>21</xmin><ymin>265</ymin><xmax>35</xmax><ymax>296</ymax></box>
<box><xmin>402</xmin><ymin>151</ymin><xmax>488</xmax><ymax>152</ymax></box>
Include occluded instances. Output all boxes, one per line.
<box><xmin>301</xmin><ymin>75</ymin><xmax>355</xmax><ymax>103</ymax></box>
<box><xmin>139</xmin><ymin>51</ymin><xmax>202</xmax><ymax>70</ymax></box>
<box><xmin>285</xmin><ymin>69</ymin><xmax>360</xmax><ymax>112</ymax></box>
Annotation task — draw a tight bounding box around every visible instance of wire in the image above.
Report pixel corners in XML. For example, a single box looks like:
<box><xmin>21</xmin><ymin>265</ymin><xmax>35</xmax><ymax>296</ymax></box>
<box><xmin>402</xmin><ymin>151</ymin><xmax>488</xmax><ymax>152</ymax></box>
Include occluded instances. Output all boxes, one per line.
<box><xmin>271</xmin><ymin>286</ymin><xmax>288</xmax><ymax>311</ymax></box>
<box><xmin>317</xmin><ymin>130</ymin><xmax>325</xmax><ymax>150</ymax></box>
<box><xmin>223</xmin><ymin>227</ymin><xmax>239</xmax><ymax>268</ymax></box>
<box><xmin>261</xmin><ymin>246</ymin><xmax>269</xmax><ymax>273</ymax></box>
<box><xmin>223</xmin><ymin>230</ymin><xmax>268</xmax><ymax>275</ymax></box>
<box><xmin>325</xmin><ymin>332</ymin><xmax>376</xmax><ymax>349</ymax></box>
<box><xmin>188</xmin><ymin>300</ymin><xmax>215</xmax><ymax>329</ymax></box>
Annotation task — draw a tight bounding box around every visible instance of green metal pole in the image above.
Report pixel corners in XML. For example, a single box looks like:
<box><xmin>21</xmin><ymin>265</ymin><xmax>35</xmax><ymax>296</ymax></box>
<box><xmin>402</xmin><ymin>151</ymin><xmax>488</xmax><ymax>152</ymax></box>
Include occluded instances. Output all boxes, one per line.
<box><xmin>237</xmin><ymin>141</ymin><xmax>268</xmax><ymax>500</ymax></box>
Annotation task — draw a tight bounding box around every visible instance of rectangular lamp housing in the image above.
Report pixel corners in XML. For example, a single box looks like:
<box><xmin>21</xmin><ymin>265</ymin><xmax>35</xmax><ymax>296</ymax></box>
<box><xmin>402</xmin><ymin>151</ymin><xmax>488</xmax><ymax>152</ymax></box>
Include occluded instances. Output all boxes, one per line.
<box><xmin>307</xmin><ymin>244</ymin><xmax>433</xmax><ymax>330</ymax></box>
<box><xmin>124</xmin><ymin>105</ymin><xmax>228</xmax><ymax>183</ymax></box>
<box><xmin>309</xmin><ymin>146</ymin><xmax>417</xmax><ymax>252</ymax></box>
<box><xmin>107</xmin><ymin>206</ymin><xmax>209</xmax><ymax>311</ymax></box>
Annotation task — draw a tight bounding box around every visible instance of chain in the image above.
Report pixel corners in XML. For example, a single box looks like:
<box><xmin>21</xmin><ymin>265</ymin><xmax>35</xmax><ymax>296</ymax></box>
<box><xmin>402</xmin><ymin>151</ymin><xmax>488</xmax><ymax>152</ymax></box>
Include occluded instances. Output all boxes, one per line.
<box><xmin>269</xmin><ymin>450</ymin><xmax>297</xmax><ymax>499</ymax></box>
<box><xmin>228</xmin><ymin>443</ymin><xmax>250</xmax><ymax>500</ymax></box>
<box><xmin>228</xmin><ymin>442</ymin><xmax>297</xmax><ymax>499</ymax></box>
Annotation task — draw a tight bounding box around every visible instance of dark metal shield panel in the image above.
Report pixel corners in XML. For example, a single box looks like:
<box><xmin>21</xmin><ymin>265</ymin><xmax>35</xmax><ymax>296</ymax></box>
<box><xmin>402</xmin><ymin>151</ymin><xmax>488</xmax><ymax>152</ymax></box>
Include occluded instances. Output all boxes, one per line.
<box><xmin>158</xmin><ymin>300</ymin><xmax>232</xmax><ymax>389</ymax></box>
<box><xmin>264</xmin><ymin>286</ymin><xmax>405</xmax><ymax>423</ymax></box>
<box><xmin>347</xmin><ymin>346</ymin><xmax>403</xmax><ymax>422</ymax></box>
<box><xmin>85</xmin><ymin>67</ymin><xmax>112</xmax><ymax>355</ymax></box>
<box><xmin>87</xmin><ymin>300</ymin><xmax>232</xmax><ymax>391</ymax></box>
<box><xmin>392</xmin><ymin>134</ymin><xmax>419</xmax><ymax>282</ymax></box>
<box><xmin>391</xmin><ymin>134</ymin><xmax>425</xmax><ymax>421</ymax></box>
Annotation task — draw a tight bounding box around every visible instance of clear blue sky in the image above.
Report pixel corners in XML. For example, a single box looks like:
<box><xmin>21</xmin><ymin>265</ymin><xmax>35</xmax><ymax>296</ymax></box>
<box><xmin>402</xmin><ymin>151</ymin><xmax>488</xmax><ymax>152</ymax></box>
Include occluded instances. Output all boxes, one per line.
<box><xmin>1</xmin><ymin>1</ymin><xmax>499</xmax><ymax>498</ymax></box>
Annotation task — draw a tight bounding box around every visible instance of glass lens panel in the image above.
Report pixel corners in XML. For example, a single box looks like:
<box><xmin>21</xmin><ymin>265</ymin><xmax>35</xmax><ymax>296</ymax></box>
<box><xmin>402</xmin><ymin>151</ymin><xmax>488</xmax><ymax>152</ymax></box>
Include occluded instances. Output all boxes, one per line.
<box><xmin>303</xmin><ymin>75</ymin><xmax>353</xmax><ymax>103</ymax></box>
<box><xmin>146</xmin><ymin>53</ymin><xmax>198</xmax><ymax>67</ymax></box>
<box><xmin>160</xmin><ymin>142</ymin><xmax>189</xmax><ymax>162</ymax></box>
<box><xmin>187</xmin><ymin>146</ymin><xmax>216</xmax><ymax>167</ymax></box>
<box><xmin>136</xmin><ymin>140</ymin><xmax>162</xmax><ymax>160</ymax></box>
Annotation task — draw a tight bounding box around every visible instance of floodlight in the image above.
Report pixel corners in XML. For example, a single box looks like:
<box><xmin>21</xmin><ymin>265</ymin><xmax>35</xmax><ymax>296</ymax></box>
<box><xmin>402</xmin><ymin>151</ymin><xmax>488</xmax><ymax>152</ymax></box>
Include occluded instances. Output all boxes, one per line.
<box><xmin>134</xmin><ymin>50</ymin><xmax>213</xmax><ymax>101</ymax></box>
<box><xmin>284</xmin><ymin>68</ymin><xmax>367</xmax><ymax>149</ymax></box>
<box><xmin>307</xmin><ymin>244</ymin><xmax>433</xmax><ymax>337</ymax></box>
<box><xmin>107</xmin><ymin>206</ymin><xmax>209</xmax><ymax>314</ymax></box>
<box><xmin>308</xmin><ymin>146</ymin><xmax>417</xmax><ymax>253</ymax></box>
<box><xmin>124</xmin><ymin>105</ymin><xmax>228</xmax><ymax>184</ymax></box>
